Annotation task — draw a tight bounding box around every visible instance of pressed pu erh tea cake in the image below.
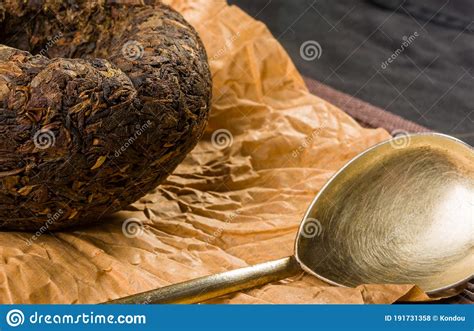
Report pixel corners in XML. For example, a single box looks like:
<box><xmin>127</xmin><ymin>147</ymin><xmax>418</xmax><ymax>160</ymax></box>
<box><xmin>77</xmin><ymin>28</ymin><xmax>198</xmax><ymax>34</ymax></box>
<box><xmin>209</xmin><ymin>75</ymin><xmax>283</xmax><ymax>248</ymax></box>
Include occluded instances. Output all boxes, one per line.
<box><xmin>0</xmin><ymin>1</ymin><xmax>212</xmax><ymax>230</ymax></box>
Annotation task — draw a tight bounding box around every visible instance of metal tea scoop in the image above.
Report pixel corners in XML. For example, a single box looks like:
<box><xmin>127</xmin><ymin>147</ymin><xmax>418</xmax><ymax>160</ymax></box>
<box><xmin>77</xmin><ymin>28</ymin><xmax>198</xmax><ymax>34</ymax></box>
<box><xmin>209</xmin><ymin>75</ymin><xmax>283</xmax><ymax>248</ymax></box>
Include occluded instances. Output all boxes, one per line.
<box><xmin>107</xmin><ymin>133</ymin><xmax>473</xmax><ymax>304</ymax></box>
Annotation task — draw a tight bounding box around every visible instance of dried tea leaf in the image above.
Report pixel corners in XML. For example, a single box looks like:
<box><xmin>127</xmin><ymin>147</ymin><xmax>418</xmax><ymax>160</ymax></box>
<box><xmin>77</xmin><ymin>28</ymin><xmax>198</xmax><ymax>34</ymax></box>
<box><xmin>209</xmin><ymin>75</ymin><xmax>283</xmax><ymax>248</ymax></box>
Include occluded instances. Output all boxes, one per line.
<box><xmin>18</xmin><ymin>185</ymin><xmax>34</xmax><ymax>196</ymax></box>
<box><xmin>0</xmin><ymin>0</ymin><xmax>211</xmax><ymax>231</ymax></box>
<box><xmin>91</xmin><ymin>156</ymin><xmax>107</xmax><ymax>170</ymax></box>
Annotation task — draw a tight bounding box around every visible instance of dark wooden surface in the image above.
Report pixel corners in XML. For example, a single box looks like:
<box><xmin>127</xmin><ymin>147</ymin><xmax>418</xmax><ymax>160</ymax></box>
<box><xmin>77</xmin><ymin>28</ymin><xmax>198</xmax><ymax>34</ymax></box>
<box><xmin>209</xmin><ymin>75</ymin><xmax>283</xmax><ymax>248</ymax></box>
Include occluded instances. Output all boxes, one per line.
<box><xmin>230</xmin><ymin>0</ymin><xmax>474</xmax><ymax>144</ymax></box>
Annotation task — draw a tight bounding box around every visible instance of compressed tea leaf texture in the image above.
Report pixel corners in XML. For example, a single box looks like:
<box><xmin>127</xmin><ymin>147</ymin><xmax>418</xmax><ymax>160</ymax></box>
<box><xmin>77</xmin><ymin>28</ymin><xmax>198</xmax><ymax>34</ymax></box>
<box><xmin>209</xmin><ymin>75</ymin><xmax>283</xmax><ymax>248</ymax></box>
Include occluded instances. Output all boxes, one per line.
<box><xmin>0</xmin><ymin>1</ymin><xmax>212</xmax><ymax>230</ymax></box>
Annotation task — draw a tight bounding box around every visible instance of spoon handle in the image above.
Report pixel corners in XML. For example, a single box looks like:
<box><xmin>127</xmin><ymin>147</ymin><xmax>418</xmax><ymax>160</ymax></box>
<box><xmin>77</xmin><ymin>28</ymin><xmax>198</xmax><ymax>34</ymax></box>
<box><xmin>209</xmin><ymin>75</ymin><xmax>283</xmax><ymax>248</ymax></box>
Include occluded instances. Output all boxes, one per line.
<box><xmin>105</xmin><ymin>256</ymin><xmax>300</xmax><ymax>304</ymax></box>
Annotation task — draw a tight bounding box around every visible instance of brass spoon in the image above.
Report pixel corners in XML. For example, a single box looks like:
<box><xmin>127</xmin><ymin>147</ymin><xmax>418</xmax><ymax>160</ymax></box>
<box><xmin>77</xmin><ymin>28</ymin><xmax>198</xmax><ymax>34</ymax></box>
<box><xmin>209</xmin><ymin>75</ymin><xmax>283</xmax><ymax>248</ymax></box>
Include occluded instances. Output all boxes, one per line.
<box><xmin>107</xmin><ymin>133</ymin><xmax>473</xmax><ymax>304</ymax></box>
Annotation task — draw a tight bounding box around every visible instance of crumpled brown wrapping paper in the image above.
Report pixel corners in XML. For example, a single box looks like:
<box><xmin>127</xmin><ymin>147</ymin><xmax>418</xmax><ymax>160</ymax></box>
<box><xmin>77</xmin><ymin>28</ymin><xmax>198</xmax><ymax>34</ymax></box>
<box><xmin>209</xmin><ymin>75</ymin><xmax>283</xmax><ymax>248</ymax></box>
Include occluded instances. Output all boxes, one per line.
<box><xmin>0</xmin><ymin>0</ymin><xmax>433</xmax><ymax>304</ymax></box>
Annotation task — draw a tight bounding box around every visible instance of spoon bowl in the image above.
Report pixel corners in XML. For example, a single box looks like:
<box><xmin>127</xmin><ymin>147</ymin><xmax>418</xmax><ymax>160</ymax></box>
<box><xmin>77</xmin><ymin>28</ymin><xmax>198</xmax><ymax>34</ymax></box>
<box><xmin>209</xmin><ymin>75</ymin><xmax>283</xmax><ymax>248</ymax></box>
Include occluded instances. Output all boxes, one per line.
<box><xmin>108</xmin><ymin>133</ymin><xmax>473</xmax><ymax>304</ymax></box>
<box><xmin>296</xmin><ymin>133</ymin><xmax>473</xmax><ymax>294</ymax></box>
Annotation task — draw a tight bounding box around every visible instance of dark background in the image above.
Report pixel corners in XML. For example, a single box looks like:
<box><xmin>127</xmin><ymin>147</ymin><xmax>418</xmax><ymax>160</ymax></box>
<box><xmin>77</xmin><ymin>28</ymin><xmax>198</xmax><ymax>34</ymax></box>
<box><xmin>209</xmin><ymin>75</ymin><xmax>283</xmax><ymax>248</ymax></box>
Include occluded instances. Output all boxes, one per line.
<box><xmin>229</xmin><ymin>0</ymin><xmax>473</xmax><ymax>144</ymax></box>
